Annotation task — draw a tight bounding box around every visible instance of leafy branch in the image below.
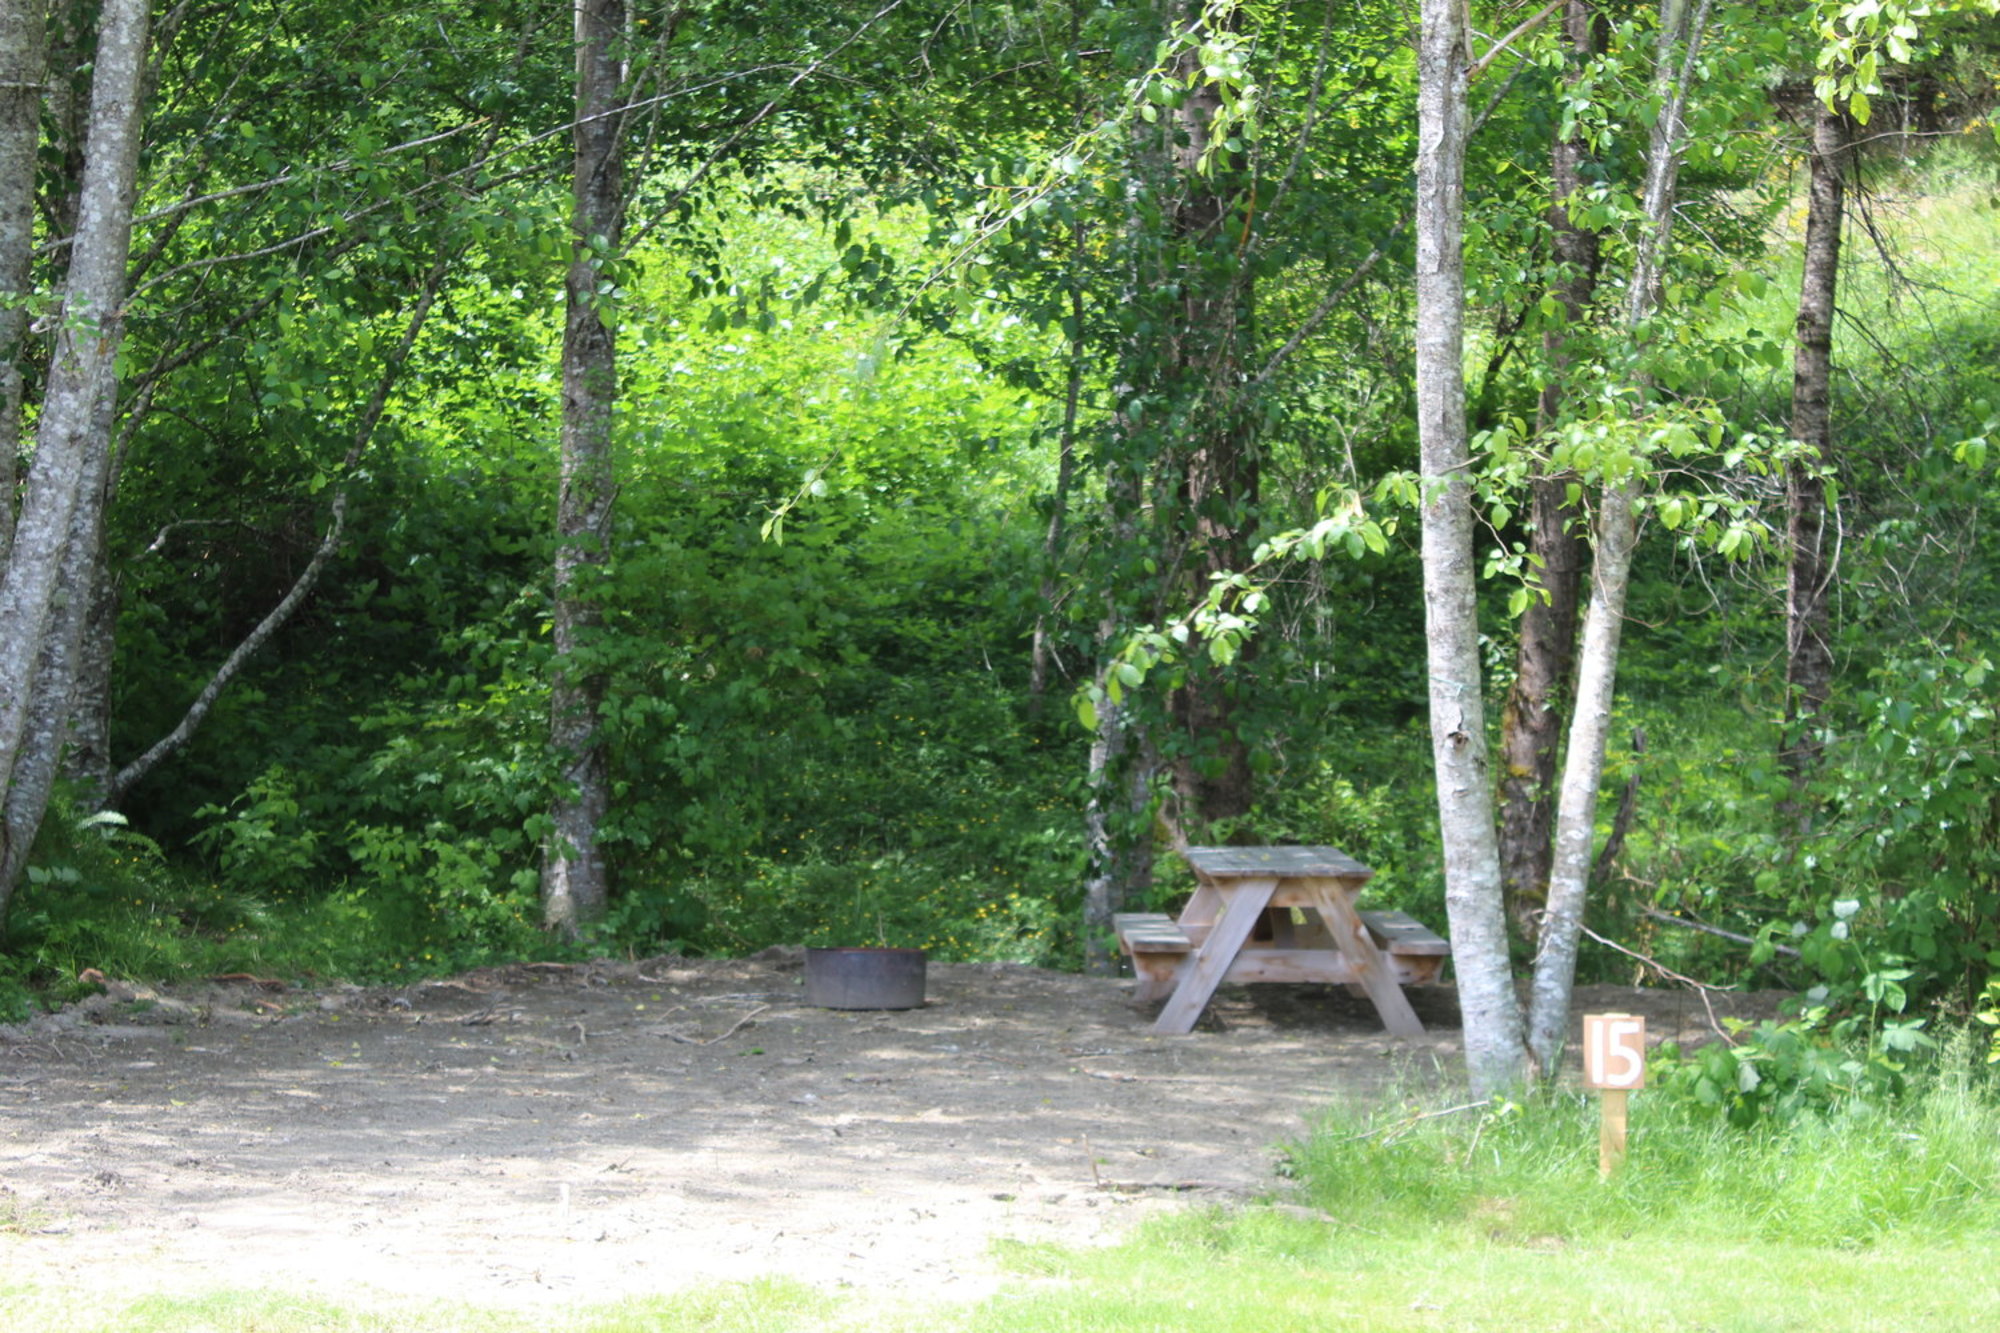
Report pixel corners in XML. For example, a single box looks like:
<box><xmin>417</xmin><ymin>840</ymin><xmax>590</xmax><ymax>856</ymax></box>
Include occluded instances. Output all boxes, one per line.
<box><xmin>1074</xmin><ymin>488</ymin><xmax>1392</xmax><ymax>731</ymax></box>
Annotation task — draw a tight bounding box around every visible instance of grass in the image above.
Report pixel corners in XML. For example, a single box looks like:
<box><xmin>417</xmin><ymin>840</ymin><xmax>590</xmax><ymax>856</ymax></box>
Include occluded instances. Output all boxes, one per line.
<box><xmin>9</xmin><ymin>1064</ymin><xmax>1999</xmax><ymax>1332</ymax></box>
<box><xmin>1282</xmin><ymin>1071</ymin><xmax>2000</xmax><ymax>1247</ymax></box>
<box><xmin>0</xmin><ymin>1279</ymin><xmax>840</xmax><ymax>1333</ymax></box>
<box><xmin>952</xmin><ymin>1063</ymin><xmax>2000</xmax><ymax>1331</ymax></box>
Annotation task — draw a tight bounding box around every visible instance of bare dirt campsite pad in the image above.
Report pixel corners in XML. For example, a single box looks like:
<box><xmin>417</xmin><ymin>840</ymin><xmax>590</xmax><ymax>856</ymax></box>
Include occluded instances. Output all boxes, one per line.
<box><xmin>0</xmin><ymin>952</ymin><xmax>1783</xmax><ymax>1314</ymax></box>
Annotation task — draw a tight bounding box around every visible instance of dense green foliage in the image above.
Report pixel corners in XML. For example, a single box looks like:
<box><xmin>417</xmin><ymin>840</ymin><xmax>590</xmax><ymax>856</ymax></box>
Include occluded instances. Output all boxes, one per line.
<box><xmin>0</xmin><ymin>2</ymin><xmax>1997</xmax><ymax>1101</ymax></box>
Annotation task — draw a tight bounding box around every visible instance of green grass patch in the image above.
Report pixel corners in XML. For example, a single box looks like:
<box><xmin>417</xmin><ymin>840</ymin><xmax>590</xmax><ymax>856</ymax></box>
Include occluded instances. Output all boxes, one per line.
<box><xmin>960</xmin><ymin>1067</ymin><xmax>2000</xmax><ymax>1331</ymax></box>
<box><xmin>1284</xmin><ymin>1074</ymin><xmax>2000</xmax><ymax>1247</ymax></box>
<box><xmin>970</xmin><ymin>1225</ymin><xmax>2000</xmax><ymax>1331</ymax></box>
<box><xmin>0</xmin><ymin>1277</ymin><xmax>836</xmax><ymax>1333</ymax></box>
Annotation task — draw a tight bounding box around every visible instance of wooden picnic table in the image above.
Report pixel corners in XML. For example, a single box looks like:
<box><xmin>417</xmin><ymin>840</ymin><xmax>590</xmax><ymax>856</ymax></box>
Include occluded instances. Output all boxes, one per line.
<box><xmin>1114</xmin><ymin>845</ymin><xmax>1448</xmax><ymax>1038</ymax></box>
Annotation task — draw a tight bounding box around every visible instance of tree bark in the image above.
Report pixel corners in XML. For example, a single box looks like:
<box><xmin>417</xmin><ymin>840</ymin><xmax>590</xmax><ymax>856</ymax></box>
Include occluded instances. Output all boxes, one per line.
<box><xmin>1416</xmin><ymin>0</ymin><xmax>1528</xmax><ymax>1096</ymax></box>
<box><xmin>0</xmin><ymin>0</ymin><xmax>148</xmax><ymax>920</ymax></box>
<box><xmin>1498</xmin><ymin>0</ymin><xmax>1598</xmax><ymax>944</ymax></box>
<box><xmin>0</xmin><ymin>0</ymin><xmax>42</xmax><ymax>567</ymax></box>
<box><xmin>542</xmin><ymin>0</ymin><xmax>627</xmax><ymax>938</ymax></box>
<box><xmin>1780</xmin><ymin>100</ymin><xmax>1847</xmax><ymax>812</ymax></box>
<box><xmin>1081</xmin><ymin>684</ymin><xmax>1155</xmax><ymax>974</ymax></box>
<box><xmin>1525</xmin><ymin>0</ymin><xmax>1714</xmax><ymax>1076</ymax></box>
<box><xmin>0</xmin><ymin>385</ymin><xmax>113</xmax><ymax>896</ymax></box>
<box><xmin>1158</xmin><ymin>0</ymin><xmax>1259</xmax><ymax>826</ymax></box>
<box><xmin>1026</xmin><ymin>222</ymin><xmax>1085</xmax><ymax>715</ymax></box>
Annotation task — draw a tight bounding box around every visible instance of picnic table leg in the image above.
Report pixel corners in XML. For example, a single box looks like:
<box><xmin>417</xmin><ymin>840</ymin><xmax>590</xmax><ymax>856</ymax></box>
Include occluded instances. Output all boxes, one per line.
<box><xmin>1311</xmin><ymin>880</ymin><xmax>1426</xmax><ymax>1038</ymax></box>
<box><xmin>1152</xmin><ymin>877</ymin><xmax>1276</xmax><ymax>1035</ymax></box>
<box><xmin>1179</xmin><ymin>881</ymin><xmax>1223</xmax><ymax>929</ymax></box>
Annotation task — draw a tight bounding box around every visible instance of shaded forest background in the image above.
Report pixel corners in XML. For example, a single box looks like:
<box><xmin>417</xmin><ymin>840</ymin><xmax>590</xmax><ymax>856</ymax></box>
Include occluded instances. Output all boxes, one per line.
<box><xmin>0</xmin><ymin>0</ymin><xmax>1997</xmax><ymax>1093</ymax></box>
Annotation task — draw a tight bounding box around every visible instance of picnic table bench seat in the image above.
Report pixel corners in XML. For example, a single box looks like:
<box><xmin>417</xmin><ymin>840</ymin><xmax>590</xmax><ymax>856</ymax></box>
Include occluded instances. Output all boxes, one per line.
<box><xmin>1114</xmin><ymin>905</ymin><xmax>1448</xmax><ymax>1005</ymax></box>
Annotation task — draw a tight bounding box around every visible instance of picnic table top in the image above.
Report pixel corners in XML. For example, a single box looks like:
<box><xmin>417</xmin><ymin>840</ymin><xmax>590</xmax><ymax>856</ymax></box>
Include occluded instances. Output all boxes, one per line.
<box><xmin>1179</xmin><ymin>844</ymin><xmax>1373</xmax><ymax>881</ymax></box>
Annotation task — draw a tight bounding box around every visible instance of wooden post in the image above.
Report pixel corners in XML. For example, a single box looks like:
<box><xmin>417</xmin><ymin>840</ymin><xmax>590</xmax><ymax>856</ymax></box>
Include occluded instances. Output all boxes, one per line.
<box><xmin>1599</xmin><ymin>1088</ymin><xmax>1629</xmax><ymax>1180</ymax></box>
<box><xmin>1582</xmin><ymin>1013</ymin><xmax>1645</xmax><ymax>1180</ymax></box>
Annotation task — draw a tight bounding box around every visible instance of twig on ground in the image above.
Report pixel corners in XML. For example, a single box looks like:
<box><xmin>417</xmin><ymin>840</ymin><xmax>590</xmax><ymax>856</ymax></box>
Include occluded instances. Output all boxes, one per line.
<box><xmin>654</xmin><ymin>1004</ymin><xmax>770</xmax><ymax>1046</ymax></box>
<box><xmin>207</xmin><ymin>973</ymin><xmax>287</xmax><ymax>991</ymax></box>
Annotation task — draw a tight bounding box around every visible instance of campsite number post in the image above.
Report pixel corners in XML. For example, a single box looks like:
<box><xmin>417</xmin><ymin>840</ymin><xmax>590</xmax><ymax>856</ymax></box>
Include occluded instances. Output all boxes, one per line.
<box><xmin>1582</xmin><ymin>1013</ymin><xmax>1645</xmax><ymax>1179</ymax></box>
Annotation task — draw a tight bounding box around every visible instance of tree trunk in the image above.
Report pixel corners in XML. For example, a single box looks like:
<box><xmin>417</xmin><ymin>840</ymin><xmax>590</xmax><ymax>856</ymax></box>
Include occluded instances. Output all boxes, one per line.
<box><xmin>1416</xmin><ymin>0</ymin><xmax>1527</xmax><ymax>1096</ymax></box>
<box><xmin>1160</xmin><ymin>0</ymin><xmax>1258</xmax><ymax>826</ymax></box>
<box><xmin>61</xmin><ymin>555</ymin><xmax>119</xmax><ymax>799</ymax></box>
<box><xmin>1026</xmin><ymin>224</ymin><xmax>1085</xmax><ymax>716</ymax></box>
<box><xmin>1168</xmin><ymin>429</ymin><xmax>1259</xmax><ymax>823</ymax></box>
<box><xmin>1081</xmin><ymin>0</ymin><xmax>1259</xmax><ymax>954</ymax></box>
<box><xmin>0</xmin><ymin>0</ymin><xmax>148</xmax><ymax>921</ymax></box>
<box><xmin>0</xmin><ymin>0</ymin><xmax>42</xmax><ymax>567</ymax></box>
<box><xmin>1780</xmin><ymin>100</ymin><xmax>1846</xmax><ymax>812</ymax></box>
<box><xmin>1525</xmin><ymin>0</ymin><xmax>1714</xmax><ymax>1076</ymax></box>
<box><xmin>542</xmin><ymin>0</ymin><xmax>626</xmax><ymax>938</ymax></box>
<box><xmin>1498</xmin><ymin>0</ymin><xmax>1598</xmax><ymax>944</ymax></box>
<box><xmin>1081</xmin><ymin>684</ymin><xmax>1155</xmax><ymax>975</ymax></box>
<box><xmin>1524</xmin><ymin>477</ymin><xmax>1637</xmax><ymax>1073</ymax></box>
<box><xmin>0</xmin><ymin>386</ymin><xmax>114</xmax><ymax>895</ymax></box>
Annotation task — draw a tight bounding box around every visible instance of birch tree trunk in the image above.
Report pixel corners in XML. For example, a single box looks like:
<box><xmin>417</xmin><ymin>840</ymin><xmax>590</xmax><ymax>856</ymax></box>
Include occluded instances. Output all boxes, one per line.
<box><xmin>0</xmin><ymin>0</ymin><xmax>42</xmax><ymax>567</ymax></box>
<box><xmin>0</xmin><ymin>0</ymin><xmax>148</xmax><ymax>921</ymax></box>
<box><xmin>1780</xmin><ymin>100</ymin><xmax>1847</xmax><ymax>815</ymax></box>
<box><xmin>1525</xmin><ymin>0</ymin><xmax>1714</xmax><ymax>1074</ymax></box>
<box><xmin>1416</xmin><ymin>0</ymin><xmax>1527</xmax><ymax>1096</ymax></box>
<box><xmin>543</xmin><ymin>0</ymin><xmax>626</xmax><ymax>937</ymax></box>
<box><xmin>0</xmin><ymin>387</ymin><xmax>114</xmax><ymax>895</ymax></box>
<box><xmin>1498</xmin><ymin>0</ymin><xmax>1599</xmax><ymax>943</ymax></box>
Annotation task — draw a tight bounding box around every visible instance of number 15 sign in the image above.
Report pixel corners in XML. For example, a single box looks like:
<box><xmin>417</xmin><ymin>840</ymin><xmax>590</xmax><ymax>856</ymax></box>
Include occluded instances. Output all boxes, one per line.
<box><xmin>1584</xmin><ymin>1013</ymin><xmax>1645</xmax><ymax>1179</ymax></box>
<box><xmin>1583</xmin><ymin>1013</ymin><xmax>1646</xmax><ymax>1089</ymax></box>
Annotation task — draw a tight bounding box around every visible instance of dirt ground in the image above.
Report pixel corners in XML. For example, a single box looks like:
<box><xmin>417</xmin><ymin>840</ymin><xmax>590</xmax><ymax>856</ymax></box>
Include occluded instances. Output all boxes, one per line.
<box><xmin>0</xmin><ymin>952</ymin><xmax>1784</xmax><ymax>1310</ymax></box>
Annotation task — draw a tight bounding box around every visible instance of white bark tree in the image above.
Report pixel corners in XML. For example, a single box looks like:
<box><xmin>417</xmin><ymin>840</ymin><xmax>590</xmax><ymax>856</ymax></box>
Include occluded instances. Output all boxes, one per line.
<box><xmin>1779</xmin><ymin>98</ymin><xmax>1848</xmax><ymax>809</ymax></box>
<box><xmin>0</xmin><ymin>0</ymin><xmax>149</xmax><ymax>918</ymax></box>
<box><xmin>1415</xmin><ymin>0</ymin><xmax>1529</xmax><ymax>1096</ymax></box>
<box><xmin>1524</xmin><ymin>0</ymin><xmax>1716</xmax><ymax>1074</ymax></box>
<box><xmin>542</xmin><ymin>0</ymin><xmax>627</xmax><ymax>937</ymax></box>
<box><xmin>0</xmin><ymin>0</ymin><xmax>40</xmax><ymax>568</ymax></box>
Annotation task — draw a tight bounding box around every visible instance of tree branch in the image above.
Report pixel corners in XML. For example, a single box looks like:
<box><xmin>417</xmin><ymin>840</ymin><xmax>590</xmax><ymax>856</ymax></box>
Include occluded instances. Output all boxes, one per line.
<box><xmin>106</xmin><ymin>245</ymin><xmax>457</xmax><ymax>802</ymax></box>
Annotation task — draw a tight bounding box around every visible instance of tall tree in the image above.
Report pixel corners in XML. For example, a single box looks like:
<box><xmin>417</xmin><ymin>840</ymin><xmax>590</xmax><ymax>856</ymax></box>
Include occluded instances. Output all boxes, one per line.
<box><xmin>1416</xmin><ymin>0</ymin><xmax>1528</xmax><ymax>1095</ymax></box>
<box><xmin>0</xmin><ymin>0</ymin><xmax>149</xmax><ymax>914</ymax></box>
<box><xmin>1159</xmin><ymin>0</ymin><xmax>1259</xmax><ymax>829</ymax></box>
<box><xmin>0</xmin><ymin>0</ymin><xmax>39</xmax><ymax>569</ymax></box>
<box><xmin>1497</xmin><ymin>0</ymin><xmax>1600</xmax><ymax>944</ymax></box>
<box><xmin>1525</xmin><ymin>0</ymin><xmax>1715</xmax><ymax>1074</ymax></box>
<box><xmin>542</xmin><ymin>0</ymin><xmax>628</xmax><ymax>936</ymax></box>
<box><xmin>1080</xmin><ymin>0</ymin><xmax>1264</xmax><ymax>967</ymax></box>
<box><xmin>1779</xmin><ymin>98</ymin><xmax>1848</xmax><ymax>811</ymax></box>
